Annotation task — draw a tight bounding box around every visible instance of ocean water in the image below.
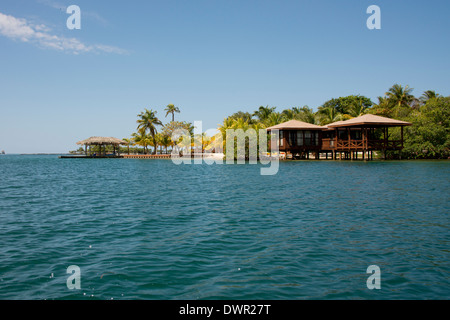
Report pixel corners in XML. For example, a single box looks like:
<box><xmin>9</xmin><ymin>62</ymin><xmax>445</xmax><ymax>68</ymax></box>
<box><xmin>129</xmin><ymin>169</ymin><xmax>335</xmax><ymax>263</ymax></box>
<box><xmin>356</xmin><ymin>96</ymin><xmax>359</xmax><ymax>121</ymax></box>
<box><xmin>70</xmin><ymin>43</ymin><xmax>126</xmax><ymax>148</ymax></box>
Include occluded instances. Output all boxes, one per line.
<box><xmin>0</xmin><ymin>155</ymin><xmax>448</xmax><ymax>300</ymax></box>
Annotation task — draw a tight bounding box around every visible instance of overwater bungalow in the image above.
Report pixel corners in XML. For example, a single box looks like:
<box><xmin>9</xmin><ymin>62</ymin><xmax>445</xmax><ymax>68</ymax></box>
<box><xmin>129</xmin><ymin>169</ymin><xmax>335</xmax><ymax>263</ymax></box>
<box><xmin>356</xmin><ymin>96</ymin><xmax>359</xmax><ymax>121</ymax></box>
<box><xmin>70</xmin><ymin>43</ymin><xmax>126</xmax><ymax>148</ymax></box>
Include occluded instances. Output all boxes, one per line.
<box><xmin>268</xmin><ymin>115</ymin><xmax>412</xmax><ymax>160</ymax></box>
<box><xmin>266</xmin><ymin>120</ymin><xmax>324</xmax><ymax>159</ymax></box>
<box><xmin>322</xmin><ymin>114</ymin><xmax>412</xmax><ymax>160</ymax></box>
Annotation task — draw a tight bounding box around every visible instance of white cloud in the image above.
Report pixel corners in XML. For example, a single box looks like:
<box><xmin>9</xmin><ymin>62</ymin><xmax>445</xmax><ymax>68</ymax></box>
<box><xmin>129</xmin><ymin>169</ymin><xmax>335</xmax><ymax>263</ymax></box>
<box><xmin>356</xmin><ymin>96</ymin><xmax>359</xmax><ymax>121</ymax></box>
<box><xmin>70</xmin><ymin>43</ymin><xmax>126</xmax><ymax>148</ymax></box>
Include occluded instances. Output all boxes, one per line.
<box><xmin>0</xmin><ymin>11</ymin><xmax>128</xmax><ymax>55</ymax></box>
<box><xmin>36</xmin><ymin>0</ymin><xmax>66</xmax><ymax>10</ymax></box>
<box><xmin>37</xmin><ymin>0</ymin><xmax>110</xmax><ymax>27</ymax></box>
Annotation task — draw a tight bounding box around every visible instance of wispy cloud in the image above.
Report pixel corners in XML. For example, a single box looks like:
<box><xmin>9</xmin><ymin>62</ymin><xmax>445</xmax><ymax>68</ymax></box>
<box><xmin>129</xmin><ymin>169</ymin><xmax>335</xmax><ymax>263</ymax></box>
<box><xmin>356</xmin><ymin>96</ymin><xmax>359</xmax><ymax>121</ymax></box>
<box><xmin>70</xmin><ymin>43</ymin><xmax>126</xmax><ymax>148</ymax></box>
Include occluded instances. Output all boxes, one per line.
<box><xmin>0</xmin><ymin>11</ymin><xmax>127</xmax><ymax>54</ymax></box>
<box><xmin>36</xmin><ymin>0</ymin><xmax>66</xmax><ymax>10</ymax></box>
<box><xmin>37</xmin><ymin>0</ymin><xmax>110</xmax><ymax>27</ymax></box>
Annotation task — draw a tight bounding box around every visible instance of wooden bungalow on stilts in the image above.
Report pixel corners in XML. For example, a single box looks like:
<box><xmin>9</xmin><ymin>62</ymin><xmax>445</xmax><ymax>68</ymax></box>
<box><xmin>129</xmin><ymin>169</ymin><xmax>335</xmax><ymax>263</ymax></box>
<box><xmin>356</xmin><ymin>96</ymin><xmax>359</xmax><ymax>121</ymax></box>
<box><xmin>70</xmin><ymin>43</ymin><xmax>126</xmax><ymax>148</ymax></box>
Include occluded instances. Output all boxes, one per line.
<box><xmin>266</xmin><ymin>115</ymin><xmax>412</xmax><ymax>160</ymax></box>
<box><xmin>266</xmin><ymin>120</ymin><xmax>324</xmax><ymax>160</ymax></box>
<box><xmin>321</xmin><ymin>114</ymin><xmax>412</xmax><ymax>160</ymax></box>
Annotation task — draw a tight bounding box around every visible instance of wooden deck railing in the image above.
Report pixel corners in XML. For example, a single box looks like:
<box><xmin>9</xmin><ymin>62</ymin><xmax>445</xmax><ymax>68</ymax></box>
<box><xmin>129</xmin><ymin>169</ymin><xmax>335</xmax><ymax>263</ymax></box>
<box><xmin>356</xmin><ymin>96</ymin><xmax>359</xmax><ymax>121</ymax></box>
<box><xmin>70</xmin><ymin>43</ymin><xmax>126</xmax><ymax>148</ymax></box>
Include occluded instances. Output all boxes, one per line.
<box><xmin>330</xmin><ymin>139</ymin><xmax>403</xmax><ymax>150</ymax></box>
<box><xmin>337</xmin><ymin>139</ymin><xmax>364</xmax><ymax>149</ymax></box>
<box><xmin>321</xmin><ymin>139</ymin><xmax>403</xmax><ymax>150</ymax></box>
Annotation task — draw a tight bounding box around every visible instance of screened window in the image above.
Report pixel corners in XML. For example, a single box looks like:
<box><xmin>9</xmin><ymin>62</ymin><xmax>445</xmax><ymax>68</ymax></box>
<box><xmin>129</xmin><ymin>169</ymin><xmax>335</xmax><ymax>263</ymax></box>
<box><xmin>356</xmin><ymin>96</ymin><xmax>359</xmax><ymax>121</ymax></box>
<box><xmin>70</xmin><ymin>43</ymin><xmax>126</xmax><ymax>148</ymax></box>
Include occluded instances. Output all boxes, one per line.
<box><xmin>352</xmin><ymin>130</ymin><xmax>362</xmax><ymax>140</ymax></box>
<box><xmin>304</xmin><ymin>131</ymin><xmax>311</xmax><ymax>146</ymax></box>
<box><xmin>297</xmin><ymin>131</ymin><xmax>303</xmax><ymax>146</ymax></box>
<box><xmin>289</xmin><ymin>131</ymin><xmax>297</xmax><ymax>146</ymax></box>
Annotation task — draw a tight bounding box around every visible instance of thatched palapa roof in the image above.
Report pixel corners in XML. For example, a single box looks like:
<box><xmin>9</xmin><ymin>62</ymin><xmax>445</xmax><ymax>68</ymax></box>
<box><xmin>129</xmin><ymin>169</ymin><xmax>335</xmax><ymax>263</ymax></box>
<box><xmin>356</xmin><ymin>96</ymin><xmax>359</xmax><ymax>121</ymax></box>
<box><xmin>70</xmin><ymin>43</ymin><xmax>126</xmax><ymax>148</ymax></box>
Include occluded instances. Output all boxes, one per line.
<box><xmin>76</xmin><ymin>136</ymin><xmax>127</xmax><ymax>145</ymax></box>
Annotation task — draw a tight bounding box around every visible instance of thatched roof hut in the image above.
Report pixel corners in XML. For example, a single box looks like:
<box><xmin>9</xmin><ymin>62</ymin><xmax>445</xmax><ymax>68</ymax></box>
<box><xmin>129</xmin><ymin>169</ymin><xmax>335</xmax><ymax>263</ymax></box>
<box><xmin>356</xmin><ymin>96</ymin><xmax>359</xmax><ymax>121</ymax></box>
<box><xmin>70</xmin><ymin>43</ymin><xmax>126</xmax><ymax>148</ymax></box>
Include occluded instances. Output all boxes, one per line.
<box><xmin>76</xmin><ymin>137</ymin><xmax>127</xmax><ymax>156</ymax></box>
<box><xmin>76</xmin><ymin>136</ymin><xmax>127</xmax><ymax>146</ymax></box>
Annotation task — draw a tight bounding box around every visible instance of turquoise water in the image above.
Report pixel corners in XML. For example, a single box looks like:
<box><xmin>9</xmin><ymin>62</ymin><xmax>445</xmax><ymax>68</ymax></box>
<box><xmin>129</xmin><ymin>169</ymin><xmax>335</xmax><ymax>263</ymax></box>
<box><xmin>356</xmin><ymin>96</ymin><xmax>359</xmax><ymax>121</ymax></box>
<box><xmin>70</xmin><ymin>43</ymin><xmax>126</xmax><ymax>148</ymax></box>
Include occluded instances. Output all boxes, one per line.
<box><xmin>0</xmin><ymin>155</ymin><xmax>448</xmax><ymax>300</ymax></box>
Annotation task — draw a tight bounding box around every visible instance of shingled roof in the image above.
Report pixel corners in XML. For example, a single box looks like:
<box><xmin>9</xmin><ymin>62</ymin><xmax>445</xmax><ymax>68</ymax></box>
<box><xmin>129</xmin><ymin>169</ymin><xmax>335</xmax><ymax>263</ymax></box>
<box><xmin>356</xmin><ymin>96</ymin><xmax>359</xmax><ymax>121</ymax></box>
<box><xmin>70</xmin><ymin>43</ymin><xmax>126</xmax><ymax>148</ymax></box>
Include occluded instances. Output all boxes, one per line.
<box><xmin>326</xmin><ymin>114</ymin><xmax>412</xmax><ymax>128</ymax></box>
<box><xmin>266</xmin><ymin>120</ymin><xmax>323</xmax><ymax>131</ymax></box>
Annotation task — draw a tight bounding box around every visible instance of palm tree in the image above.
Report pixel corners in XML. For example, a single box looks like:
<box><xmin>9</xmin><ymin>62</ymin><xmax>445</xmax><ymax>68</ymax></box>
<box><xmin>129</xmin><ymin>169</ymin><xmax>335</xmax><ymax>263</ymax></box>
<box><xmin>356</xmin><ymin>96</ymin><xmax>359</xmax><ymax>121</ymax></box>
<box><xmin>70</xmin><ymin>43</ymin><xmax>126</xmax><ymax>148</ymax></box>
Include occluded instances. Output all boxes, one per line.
<box><xmin>370</xmin><ymin>96</ymin><xmax>392</xmax><ymax>117</ymax></box>
<box><xmin>420</xmin><ymin>90</ymin><xmax>440</xmax><ymax>104</ymax></box>
<box><xmin>186</xmin><ymin>122</ymin><xmax>195</xmax><ymax>136</ymax></box>
<box><xmin>317</xmin><ymin>106</ymin><xmax>343</xmax><ymax>125</ymax></box>
<box><xmin>347</xmin><ymin>97</ymin><xmax>369</xmax><ymax>117</ymax></box>
<box><xmin>132</xmin><ymin>129</ymin><xmax>152</xmax><ymax>154</ymax></box>
<box><xmin>385</xmin><ymin>84</ymin><xmax>415</xmax><ymax>117</ymax></box>
<box><xmin>137</xmin><ymin>108</ymin><xmax>163</xmax><ymax>154</ymax></box>
<box><xmin>164</xmin><ymin>104</ymin><xmax>180</xmax><ymax>122</ymax></box>
<box><xmin>122</xmin><ymin>138</ymin><xmax>133</xmax><ymax>155</ymax></box>
<box><xmin>218</xmin><ymin>117</ymin><xmax>235</xmax><ymax>144</ymax></box>
<box><xmin>253</xmin><ymin>106</ymin><xmax>276</xmax><ymax>122</ymax></box>
<box><xmin>252</xmin><ymin>121</ymin><xmax>268</xmax><ymax>155</ymax></box>
<box><xmin>281</xmin><ymin>108</ymin><xmax>299</xmax><ymax>120</ymax></box>
<box><xmin>264</xmin><ymin>112</ymin><xmax>285</xmax><ymax>127</ymax></box>
<box><xmin>159</xmin><ymin>133</ymin><xmax>172</xmax><ymax>154</ymax></box>
<box><xmin>201</xmin><ymin>132</ymin><xmax>212</xmax><ymax>152</ymax></box>
<box><xmin>232</xmin><ymin>117</ymin><xmax>250</xmax><ymax>130</ymax></box>
<box><xmin>296</xmin><ymin>106</ymin><xmax>317</xmax><ymax>124</ymax></box>
<box><xmin>192</xmin><ymin>132</ymin><xmax>211</xmax><ymax>153</ymax></box>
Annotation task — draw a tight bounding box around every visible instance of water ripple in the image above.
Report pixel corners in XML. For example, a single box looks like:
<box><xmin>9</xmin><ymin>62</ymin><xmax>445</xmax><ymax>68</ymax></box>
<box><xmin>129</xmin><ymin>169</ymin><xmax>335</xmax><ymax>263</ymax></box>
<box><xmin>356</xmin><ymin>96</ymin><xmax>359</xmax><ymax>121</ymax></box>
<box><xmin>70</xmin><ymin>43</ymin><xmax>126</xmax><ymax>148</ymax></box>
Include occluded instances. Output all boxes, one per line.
<box><xmin>0</xmin><ymin>156</ymin><xmax>449</xmax><ymax>299</ymax></box>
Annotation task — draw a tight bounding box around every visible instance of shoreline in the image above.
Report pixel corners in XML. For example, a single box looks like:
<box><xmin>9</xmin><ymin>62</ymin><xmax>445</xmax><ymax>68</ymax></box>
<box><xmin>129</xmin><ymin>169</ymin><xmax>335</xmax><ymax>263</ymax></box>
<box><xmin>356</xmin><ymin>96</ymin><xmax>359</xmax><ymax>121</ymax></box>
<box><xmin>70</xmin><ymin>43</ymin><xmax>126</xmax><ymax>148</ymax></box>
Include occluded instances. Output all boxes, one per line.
<box><xmin>1</xmin><ymin>153</ymin><xmax>448</xmax><ymax>161</ymax></box>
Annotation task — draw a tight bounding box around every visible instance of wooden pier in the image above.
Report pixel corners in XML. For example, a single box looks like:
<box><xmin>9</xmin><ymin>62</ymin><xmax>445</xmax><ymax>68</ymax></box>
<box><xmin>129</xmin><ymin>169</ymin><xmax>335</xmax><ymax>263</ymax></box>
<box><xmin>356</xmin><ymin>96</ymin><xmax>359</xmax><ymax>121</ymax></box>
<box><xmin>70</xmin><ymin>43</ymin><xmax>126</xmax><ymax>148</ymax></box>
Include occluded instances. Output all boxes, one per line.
<box><xmin>59</xmin><ymin>155</ymin><xmax>124</xmax><ymax>159</ymax></box>
<box><xmin>123</xmin><ymin>154</ymin><xmax>171</xmax><ymax>159</ymax></box>
<box><xmin>59</xmin><ymin>154</ymin><xmax>172</xmax><ymax>159</ymax></box>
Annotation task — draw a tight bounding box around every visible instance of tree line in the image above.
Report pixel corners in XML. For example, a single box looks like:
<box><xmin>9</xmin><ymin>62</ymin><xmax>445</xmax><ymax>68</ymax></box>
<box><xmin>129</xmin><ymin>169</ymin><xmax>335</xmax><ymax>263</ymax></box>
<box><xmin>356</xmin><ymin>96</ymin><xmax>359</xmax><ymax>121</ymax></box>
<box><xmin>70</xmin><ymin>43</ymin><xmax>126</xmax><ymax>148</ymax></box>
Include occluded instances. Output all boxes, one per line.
<box><xmin>71</xmin><ymin>84</ymin><xmax>449</xmax><ymax>159</ymax></box>
<box><xmin>218</xmin><ymin>84</ymin><xmax>449</xmax><ymax>159</ymax></box>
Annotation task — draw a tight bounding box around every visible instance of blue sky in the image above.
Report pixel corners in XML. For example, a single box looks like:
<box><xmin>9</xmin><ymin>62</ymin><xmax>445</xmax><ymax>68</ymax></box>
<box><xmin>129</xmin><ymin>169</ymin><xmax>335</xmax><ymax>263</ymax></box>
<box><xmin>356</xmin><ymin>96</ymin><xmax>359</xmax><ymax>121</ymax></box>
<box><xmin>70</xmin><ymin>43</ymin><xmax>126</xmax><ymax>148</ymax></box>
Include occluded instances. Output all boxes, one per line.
<box><xmin>1</xmin><ymin>0</ymin><xmax>449</xmax><ymax>153</ymax></box>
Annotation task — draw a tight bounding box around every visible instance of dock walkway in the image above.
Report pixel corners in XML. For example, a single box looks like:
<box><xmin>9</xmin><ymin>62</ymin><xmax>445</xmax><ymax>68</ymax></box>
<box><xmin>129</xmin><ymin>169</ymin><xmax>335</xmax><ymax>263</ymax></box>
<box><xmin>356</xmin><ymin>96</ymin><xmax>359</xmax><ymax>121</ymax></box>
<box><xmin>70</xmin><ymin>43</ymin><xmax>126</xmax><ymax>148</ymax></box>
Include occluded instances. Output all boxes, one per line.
<box><xmin>123</xmin><ymin>154</ymin><xmax>171</xmax><ymax>159</ymax></box>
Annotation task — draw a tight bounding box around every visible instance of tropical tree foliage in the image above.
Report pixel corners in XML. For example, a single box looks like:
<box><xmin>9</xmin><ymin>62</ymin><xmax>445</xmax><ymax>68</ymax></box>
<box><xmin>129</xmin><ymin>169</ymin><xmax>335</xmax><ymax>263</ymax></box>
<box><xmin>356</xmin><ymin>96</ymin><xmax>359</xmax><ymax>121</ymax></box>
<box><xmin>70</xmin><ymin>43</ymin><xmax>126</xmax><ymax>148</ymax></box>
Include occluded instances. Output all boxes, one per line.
<box><xmin>136</xmin><ymin>108</ymin><xmax>163</xmax><ymax>154</ymax></box>
<box><xmin>401</xmin><ymin>96</ymin><xmax>450</xmax><ymax>158</ymax></box>
<box><xmin>385</xmin><ymin>84</ymin><xmax>415</xmax><ymax>117</ymax></box>
<box><xmin>164</xmin><ymin>104</ymin><xmax>181</xmax><ymax>122</ymax></box>
<box><xmin>134</xmin><ymin>109</ymin><xmax>162</xmax><ymax>154</ymax></box>
<box><xmin>132</xmin><ymin>128</ymin><xmax>152</xmax><ymax>154</ymax></box>
<box><xmin>219</xmin><ymin>84</ymin><xmax>449</xmax><ymax>159</ymax></box>
<box><xmin>115</xmin><ymin>85</ymin><xmax>447</xmax><ymax>159</ymax></box>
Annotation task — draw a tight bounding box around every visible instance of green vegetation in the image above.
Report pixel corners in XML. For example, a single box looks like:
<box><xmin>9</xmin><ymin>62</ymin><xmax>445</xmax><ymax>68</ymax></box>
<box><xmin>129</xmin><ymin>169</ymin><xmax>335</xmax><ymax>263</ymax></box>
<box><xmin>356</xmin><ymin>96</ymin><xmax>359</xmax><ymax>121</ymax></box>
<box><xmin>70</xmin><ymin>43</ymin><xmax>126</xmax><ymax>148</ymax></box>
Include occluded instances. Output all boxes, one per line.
<box><xmin>136</xmin><ymin>109</ymin><xmax>163</xmax><ymax>155</ymax></box>
<box><xmin>164</xmin><ymin>104</ymin><xmax>181</xmax><ymax>122</ymax></box>
<box><xmin>73</xmin><ymin>84</ymin><xmax>448</xmax><ymax>159</ymax></box>
<box><xmin>122</xmin><ymin>106</ymin><xmax>199</xmax><ymax>155</ymax></box>
<box><xmin>401</xmin><ymin>96</ymin><xmax>450</xmax><ymax>159</ymax></box>
<box><xmin>219</xmin><ymin>84</ymin><xmax>449</xmax><ymax>159</ymax></box>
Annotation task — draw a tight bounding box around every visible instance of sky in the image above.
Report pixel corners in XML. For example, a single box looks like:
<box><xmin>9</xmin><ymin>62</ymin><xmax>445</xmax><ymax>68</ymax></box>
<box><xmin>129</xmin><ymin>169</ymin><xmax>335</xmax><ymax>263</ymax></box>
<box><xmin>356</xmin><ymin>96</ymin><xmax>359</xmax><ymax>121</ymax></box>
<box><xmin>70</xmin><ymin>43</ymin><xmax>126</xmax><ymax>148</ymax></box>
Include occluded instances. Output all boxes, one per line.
<box><xmin>0</xmin><ymin>0</ymin><xmax>449</xmax><ymax>153</ymax></box>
